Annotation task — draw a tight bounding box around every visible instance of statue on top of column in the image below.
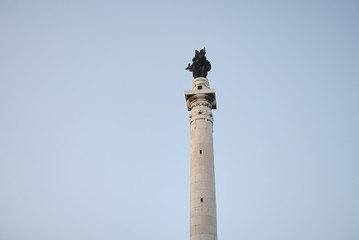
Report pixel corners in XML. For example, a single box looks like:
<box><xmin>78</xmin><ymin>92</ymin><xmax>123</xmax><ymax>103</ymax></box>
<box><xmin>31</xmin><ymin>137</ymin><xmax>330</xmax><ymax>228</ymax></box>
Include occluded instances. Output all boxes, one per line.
<box><xmin>186</xmin><ymin>48</ymin><xmax>211</xmax><ymax>78</ymax></box>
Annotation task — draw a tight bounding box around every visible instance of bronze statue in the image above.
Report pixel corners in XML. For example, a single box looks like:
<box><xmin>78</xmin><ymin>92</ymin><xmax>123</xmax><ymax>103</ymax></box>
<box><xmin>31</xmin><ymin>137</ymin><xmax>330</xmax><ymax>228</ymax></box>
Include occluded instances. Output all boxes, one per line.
<box><xmin>186</xmin><ymin>48</ymin><xmax>211</xmax><ymax>78</ymax></box>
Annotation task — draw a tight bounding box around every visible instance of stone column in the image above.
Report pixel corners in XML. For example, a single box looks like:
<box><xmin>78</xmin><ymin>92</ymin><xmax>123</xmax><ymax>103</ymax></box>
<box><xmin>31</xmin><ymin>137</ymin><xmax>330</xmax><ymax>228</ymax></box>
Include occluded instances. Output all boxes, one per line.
<box><xmin>185</xmin><ymin>77</ymin><xmax>217</xmax><ymax>240</ymax></box>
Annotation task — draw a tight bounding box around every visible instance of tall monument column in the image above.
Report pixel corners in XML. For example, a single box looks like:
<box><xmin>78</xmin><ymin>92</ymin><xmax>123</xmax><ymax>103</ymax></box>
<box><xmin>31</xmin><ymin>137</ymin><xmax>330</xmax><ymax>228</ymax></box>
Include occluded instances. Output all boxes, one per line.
<box><xmin>185</xmin><ymin>49</ymin><xmax>217</xmax><ymax>240</ymax></box>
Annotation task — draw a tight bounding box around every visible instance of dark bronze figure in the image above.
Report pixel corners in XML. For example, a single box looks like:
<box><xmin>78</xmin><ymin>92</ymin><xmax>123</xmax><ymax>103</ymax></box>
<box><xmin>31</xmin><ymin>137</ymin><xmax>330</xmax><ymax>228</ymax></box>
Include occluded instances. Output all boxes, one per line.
<box><xmin>186</xmin><ymin>48</ymin><xmax>211</xmax><ymax>78</ymax></box>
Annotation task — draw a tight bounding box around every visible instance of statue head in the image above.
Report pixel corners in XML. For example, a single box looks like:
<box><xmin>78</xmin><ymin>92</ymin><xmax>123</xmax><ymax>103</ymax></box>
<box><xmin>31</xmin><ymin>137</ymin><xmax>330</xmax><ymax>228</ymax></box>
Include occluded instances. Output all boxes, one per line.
<box><xmin>193</xmin><ymin>48</ymin><xmax>207</xmax><ymax>64</ymax></box>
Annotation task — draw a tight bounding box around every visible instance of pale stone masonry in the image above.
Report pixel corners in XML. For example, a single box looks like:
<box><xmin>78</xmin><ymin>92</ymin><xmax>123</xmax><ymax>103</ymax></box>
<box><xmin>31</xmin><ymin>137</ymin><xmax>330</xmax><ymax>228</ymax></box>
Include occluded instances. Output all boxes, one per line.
<box><xmin>185</xmin><ymin>77</ymin><xmax>217</xmax><ymax>240</ymax></box>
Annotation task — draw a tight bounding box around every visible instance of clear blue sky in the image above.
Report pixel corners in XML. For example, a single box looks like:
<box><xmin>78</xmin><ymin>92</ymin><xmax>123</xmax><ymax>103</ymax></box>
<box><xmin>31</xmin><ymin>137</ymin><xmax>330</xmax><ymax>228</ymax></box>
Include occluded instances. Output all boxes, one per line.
<box><xmin>1</xmin><ymin>1</ymin><xmax>359</xmax><ymax>239</ymax></box>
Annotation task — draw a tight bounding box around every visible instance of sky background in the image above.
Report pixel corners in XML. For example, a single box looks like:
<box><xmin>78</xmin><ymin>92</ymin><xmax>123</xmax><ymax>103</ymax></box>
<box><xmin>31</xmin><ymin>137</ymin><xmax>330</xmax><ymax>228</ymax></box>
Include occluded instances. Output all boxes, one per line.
<box><xmin>1</xmin><ymin>1</ymin><xmax>359</xmax><ymax>239</ymax></box>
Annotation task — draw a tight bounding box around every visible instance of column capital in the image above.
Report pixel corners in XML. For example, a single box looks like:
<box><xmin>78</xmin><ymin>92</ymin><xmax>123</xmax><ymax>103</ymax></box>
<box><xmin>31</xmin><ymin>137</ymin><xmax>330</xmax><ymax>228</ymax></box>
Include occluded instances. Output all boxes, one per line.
<box><xmin>185</xmin><ymin>89</ymin><xmax>216</xmax><ymax>111</ymax></box>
